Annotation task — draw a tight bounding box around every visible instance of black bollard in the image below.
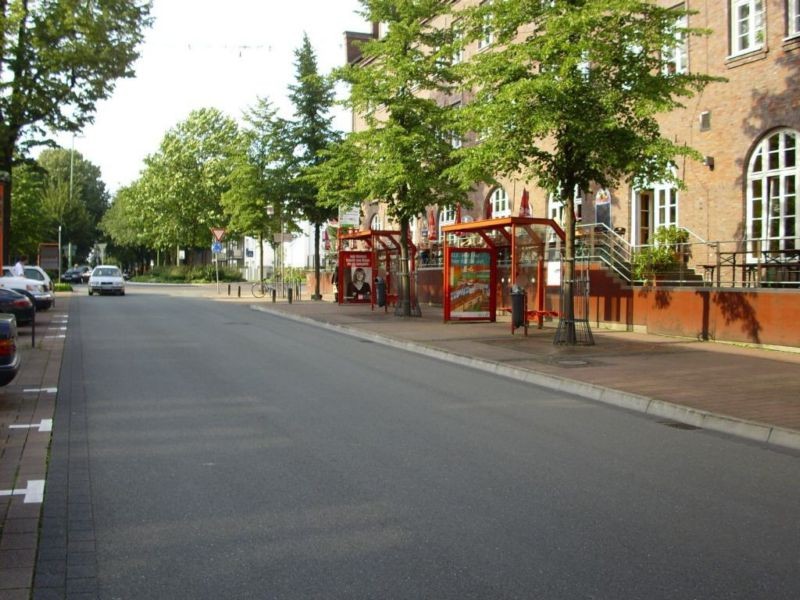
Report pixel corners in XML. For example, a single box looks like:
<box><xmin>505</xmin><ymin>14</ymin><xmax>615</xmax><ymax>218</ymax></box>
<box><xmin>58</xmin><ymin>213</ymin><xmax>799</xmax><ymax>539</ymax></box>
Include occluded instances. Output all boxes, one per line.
<box><xmin>227</xmin><ymin>284</ymin><xmax>231</xmax><ymax>296</ymax></box>
<box><xmin>237</xmin><ymin>285</ymin><xmax>241</xmax><ymax>298</ymax></box>
<box><xmin>287</xmin><ymin>288</ymin><xmax>293</xmax><ymax>304</ymax></box>
<box><xmin>271</xmin><ymin>288</ymin><xmax>276</xmax><ymax>303</ymax></box>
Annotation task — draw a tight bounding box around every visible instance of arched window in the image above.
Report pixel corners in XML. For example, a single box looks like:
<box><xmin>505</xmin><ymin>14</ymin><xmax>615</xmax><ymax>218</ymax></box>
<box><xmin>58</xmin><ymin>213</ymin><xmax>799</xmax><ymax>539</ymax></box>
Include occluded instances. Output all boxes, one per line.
<box><xmin>490</xmin><ymin>187</ymin><xmax>510</xmax><ymax>217</ymax></box>
<box><xmin>370</xmin><ymin>214</ymin><xmax>381</xmax><ymax>231</ymax></box>
<box><xmin>747</xmin><ymin>129</ymin><xmax>799</xmax><ymax>254</ymax></box>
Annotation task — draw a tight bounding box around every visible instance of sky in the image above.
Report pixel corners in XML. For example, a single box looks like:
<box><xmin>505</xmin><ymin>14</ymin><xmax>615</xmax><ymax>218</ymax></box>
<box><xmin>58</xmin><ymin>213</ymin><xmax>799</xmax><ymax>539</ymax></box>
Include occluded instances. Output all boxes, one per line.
<box><xmin>55</xmin><ymin>0</ymin><xmax>369</xmax><ymax>195</ymax></box>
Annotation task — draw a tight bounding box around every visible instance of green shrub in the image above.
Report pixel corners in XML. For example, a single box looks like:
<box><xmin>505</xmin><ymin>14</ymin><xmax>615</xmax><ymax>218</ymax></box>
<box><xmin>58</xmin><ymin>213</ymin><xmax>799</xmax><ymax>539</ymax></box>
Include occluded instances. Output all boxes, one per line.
<box><xmin>632</xmin><ymin>226</ymin><xmax>690</xmax><ymax>280</ymax></box>
<box><xmin>131</xmin><ymin>265</ymin><xmax>244</xmax><ymax>283</ymax></box>
<box><xmin>53</xmin><ymin>283</ymin><xmax>73</xmax><ymax>292</ymax></box>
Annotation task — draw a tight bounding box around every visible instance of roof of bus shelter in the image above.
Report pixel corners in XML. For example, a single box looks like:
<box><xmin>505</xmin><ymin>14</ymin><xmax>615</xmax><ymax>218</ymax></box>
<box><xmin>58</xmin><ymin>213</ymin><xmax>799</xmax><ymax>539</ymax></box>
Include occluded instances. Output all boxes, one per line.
<box><xmin>441</xmin><ymin>216</ymin><xmax>565</xmax><ymax>247</ymax></box>
<box><xmin>338</xmin><ymin>229</ymin><xmax>417</xmax><ymax>253</ymax></box>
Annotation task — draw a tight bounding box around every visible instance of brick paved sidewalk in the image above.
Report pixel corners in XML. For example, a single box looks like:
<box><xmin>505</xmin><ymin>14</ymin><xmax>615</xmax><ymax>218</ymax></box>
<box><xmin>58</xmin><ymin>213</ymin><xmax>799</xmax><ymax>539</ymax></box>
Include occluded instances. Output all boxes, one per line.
<box><xmin>0</xmin><ymin>297</ymin><xmax>69</xmax><ymax>599</ymax></box>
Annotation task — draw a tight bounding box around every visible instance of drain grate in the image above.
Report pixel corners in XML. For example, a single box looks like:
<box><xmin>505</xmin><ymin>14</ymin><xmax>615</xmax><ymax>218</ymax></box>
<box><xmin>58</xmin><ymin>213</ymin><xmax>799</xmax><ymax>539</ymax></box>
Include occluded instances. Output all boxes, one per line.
<box><xmin>659</xmin><ymin>420</ymin><xmax>702</xmax><ymax>431</ymax></box>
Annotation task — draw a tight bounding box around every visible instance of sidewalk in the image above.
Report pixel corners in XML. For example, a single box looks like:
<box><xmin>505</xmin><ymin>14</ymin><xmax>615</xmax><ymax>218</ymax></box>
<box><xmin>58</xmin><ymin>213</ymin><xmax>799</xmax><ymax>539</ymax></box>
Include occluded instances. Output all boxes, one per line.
<box><xmin>238</xmin><ymin>294</ymin><xmax>800</xmax><ymax>451</ymax></box>
<box><xmin>0</xmin><ymin>297</ymin><xmax>68</xmax><ymax>599</ymax></box>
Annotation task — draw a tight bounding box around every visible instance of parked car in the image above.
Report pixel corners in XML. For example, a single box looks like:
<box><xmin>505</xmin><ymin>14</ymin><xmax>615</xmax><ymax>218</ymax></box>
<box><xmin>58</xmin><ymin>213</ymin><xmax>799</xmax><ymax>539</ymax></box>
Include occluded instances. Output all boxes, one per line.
<box><xmin>3</xmin><ymin>265</ymin><xmax>54</xmax><ymax>291</ymax></box>
<box><xmin>0</xmin><ymin>314</ymin><xmax>20</xmax><ymax>386</ymax></box>
<box><xmin>60</xmin><ymin>265</ymin><xmax>90</xmax><ymax>284</ymax></box>
<box><xmin>61</xmin><ymin>267</ymin><xmax>80</xmax><ymax>283</ymax></box>
<box><xmin>0</xmin><ymin>288</ymin><xmax>35</xmax><ymax>326</ymax></box>
<box><xmin>88</xmin><ymin>265</ymin><xmax>125</xmax><ymax>296</ymax></box>
<box><xmin>0</xmin><ymin>273</ymin><xmax>54</xmax><ymax>310</ymax></box>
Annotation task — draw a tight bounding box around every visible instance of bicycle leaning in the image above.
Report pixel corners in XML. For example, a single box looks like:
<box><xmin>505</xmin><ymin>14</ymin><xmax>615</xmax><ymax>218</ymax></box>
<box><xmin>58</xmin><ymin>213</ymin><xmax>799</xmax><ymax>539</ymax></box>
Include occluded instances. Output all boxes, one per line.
<box><xmin>251</xmin><ymin>280</ymin><xmax>274</xmax><ymax>298</ymax></box>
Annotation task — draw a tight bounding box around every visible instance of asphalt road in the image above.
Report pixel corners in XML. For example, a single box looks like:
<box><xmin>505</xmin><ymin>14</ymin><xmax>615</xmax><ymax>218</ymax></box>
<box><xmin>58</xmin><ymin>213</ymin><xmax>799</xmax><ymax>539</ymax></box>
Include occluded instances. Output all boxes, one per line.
<box><xmin>57</xmin><ymin>285</ymin><xmax>800</xmax><ymax>599</ymax></box>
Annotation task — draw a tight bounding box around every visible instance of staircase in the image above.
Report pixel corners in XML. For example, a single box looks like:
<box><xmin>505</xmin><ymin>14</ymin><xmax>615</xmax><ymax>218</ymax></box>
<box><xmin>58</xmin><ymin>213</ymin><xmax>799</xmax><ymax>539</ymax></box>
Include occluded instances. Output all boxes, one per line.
<box><xmin>576</xmin><ymin>224</ymin><xmax>706</xmax><ymax>287</ymax></box>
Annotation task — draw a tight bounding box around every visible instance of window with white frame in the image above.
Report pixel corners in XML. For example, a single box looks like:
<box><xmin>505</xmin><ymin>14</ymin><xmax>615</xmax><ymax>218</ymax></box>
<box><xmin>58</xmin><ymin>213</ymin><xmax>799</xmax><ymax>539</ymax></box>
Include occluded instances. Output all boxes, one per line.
<box><xmin>790</xmin><ymin>0</ymin><xmax>800</xmax><ymax>36</ymax></box>
<box><xmin>438</xmin><ymin>207</ymin><xmax>456</xmax><ymax>241</ymax></box>
<box><xmin>451</xmin><ymin>20</ymin><xmax>464</xmax><ymax>64</ymax></box>
<box><xmin>654</xmin><ymin>184</ymin><xmax>679</xmax><ymax>229</ymax></box>
<box><xmin>663</xmin><ymin>13</ymin><xmax>689</xmax><ymax>74</ymax></box>
<box><xmin>478</xmin><ymin>1</ymin><xmax>493</xmax><ymax>50</ymax></box>
<box><xmin>547</xmin><ymin>189</ymin><xmax>584</xmax><ymax>224</ymax></box>
<box><xmin>490</xmin><ymin>187</ymin><xmax>510</xmax><ymax>217</ymax></box>
<box><xmin>747</xmin><ymin>129</ymin><xmax>799</xmax><ymax>254</ymax></box>
<box><xmin>370</xmin><ymin>213</ymin><xmax>381</xmax><ymax>230</ymax></box>
<box><xmin>449</xmin><ymin>101</ymin><xmax>462</xmax><ymax>149</ymax></box>
<box><xmin>730</xmin><ymin>0</ymin><xmax>764</xmax><ymax>56</ymax></box>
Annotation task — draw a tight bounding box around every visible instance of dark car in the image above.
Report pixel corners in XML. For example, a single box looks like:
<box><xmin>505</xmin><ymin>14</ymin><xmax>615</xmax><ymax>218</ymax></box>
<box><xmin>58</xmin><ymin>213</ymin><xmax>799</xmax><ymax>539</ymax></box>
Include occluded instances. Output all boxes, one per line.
<box><xmin>0</xmin><ymin>288</ymin><xmax>35</xmax><ymax>326</ymax></box>
<box><xmin>0</xmin><ymin>314</ymin><xmax>20</xmax><ymax>386</ymax></box>
<box><xmin>61</xmin><ymin>266</ymin><xmax>90</xmax><ymax>284</ymax></box>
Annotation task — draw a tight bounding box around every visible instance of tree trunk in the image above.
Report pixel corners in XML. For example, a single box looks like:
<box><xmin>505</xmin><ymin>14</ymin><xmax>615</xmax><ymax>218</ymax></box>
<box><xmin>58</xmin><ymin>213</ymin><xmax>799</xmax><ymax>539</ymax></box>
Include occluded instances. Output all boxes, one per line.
<box><xmin>562</xmin><ymin>193</ymin><xmax>577</xmax><ymax>344</ymax></box>
<box><xmin>0</xmin><ymin>150</ymin><xmax>12</xmax><ymax>266</ymax></box>
<box><xmin>395</xmin><ymin>215</ymin><xmax>411</xmax><ymax>317</ymax></box>
<box><xmin>259</xmin><ymin>232</ymin><xmax>264</xmax><ymax>280</ymax></box>
<box><xmin>312</xmin><ymin>222</ymin><xmax>322</xmax><ymax>300</ymax></box>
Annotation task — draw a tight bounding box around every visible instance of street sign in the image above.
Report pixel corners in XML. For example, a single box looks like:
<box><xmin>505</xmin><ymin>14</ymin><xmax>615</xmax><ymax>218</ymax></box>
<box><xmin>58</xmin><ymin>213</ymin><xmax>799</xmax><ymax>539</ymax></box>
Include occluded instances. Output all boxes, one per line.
<box><xmin>210</xmin><ymin>227</ymin><xmax>226</xmax><ymax>242</ymax></box>
<box><xmin>212</xmin><ymin>241</ymin><xmax>222</xmax><ymax>253</ymax></box>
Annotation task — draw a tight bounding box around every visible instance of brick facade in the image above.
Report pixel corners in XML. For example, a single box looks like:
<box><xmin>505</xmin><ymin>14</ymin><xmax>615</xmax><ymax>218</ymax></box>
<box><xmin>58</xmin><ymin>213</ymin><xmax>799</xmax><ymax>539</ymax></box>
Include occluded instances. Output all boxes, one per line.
<box><xmin>346</xmin><ymin>1</ymin><xmax>800</xmax><ymax>251</ymax></box>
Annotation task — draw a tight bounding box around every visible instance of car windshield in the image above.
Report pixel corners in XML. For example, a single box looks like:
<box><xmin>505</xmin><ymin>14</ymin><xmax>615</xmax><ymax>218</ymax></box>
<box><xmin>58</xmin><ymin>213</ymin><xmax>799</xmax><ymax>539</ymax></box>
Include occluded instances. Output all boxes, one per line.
<box><xmin>94</xmin><ymin>268</ymin><xmax>120</xmax><ymax>277</ymax></box>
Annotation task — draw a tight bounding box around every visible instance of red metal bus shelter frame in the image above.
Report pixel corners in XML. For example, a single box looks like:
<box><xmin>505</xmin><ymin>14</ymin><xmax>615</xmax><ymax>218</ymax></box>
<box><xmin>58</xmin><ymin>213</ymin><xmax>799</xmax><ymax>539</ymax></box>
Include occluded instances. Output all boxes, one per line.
<box><xmin>337</xmin><ymin>228</ymin><xmax>417</xmax><ymax>311</ymax></box>
<box><xmin>441</xmin><ymin>216</ymin><xmax>565</xmax><ymax>331</ymax></box>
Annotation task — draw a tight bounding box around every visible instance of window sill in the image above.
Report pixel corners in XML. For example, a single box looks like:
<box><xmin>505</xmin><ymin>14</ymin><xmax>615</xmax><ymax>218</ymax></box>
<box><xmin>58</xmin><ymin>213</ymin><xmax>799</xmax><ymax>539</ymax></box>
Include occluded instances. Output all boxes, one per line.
<box><xmin>782</xmin><ymin>35</ymin><xmax>800</xmax><ymax>52</ymax></box>
<box><xmin>725</xmin><ymin>47</ymin><xmax>768</xmax><ymax>68</ymax></box>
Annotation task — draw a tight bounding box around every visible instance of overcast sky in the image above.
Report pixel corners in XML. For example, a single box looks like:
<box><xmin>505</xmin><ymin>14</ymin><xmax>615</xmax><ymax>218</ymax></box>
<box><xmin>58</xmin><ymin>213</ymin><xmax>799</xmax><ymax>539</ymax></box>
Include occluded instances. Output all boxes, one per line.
<box><xmin>55</xmin><ymin>0</ymin><xmax>369</xmax><ymax>195</ymax></box>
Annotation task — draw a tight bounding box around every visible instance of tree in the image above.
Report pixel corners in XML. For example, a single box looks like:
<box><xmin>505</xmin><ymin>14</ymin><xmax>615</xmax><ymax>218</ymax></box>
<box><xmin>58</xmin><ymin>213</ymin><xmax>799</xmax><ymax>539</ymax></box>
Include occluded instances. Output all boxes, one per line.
<box><xmin>0</xmin><ymin>0</ymin><xmax>152</xmax><ymax>263</ymax></box>
<box><xmin>221</xmin><ymin>98</ymin><xmax>294</xmax><ymax>279</ymax></box>
<box><xmin>8</xmin><ymin>161</ymin><xmax>47</xmax><ymax>260</ymax></box>
<box><xmin>331</xmin><ymin>0</ymin><xmax>467</xmax><ymax>316</ymax></box>
<box><xmin>140</xmin><ymin>108</ymin><xmax>241</xmax><ymax>254</ymax></box>
<box><xmin>37</xmin><ymin>148</ymin><xmax>109</xmax><ymax>261</ymax></box>
<box><xmin>286</xmin><ymin>33</ymin><xmax>339</xmax><ymax>300</ymax></box>
<box><xmin>99</xmin><ymin>181</ymin><xmax>154</xmax><ymax>271</ymax></box>
<box><xmin>453</xmin><ymin>0</ymin><xmax>719</xmax><ymax>343</ymax></box>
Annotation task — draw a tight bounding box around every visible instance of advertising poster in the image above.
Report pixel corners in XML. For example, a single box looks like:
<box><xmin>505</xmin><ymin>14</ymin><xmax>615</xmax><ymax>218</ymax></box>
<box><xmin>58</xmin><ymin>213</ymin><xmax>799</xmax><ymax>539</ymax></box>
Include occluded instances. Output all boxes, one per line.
<box><xmin>341</xmin><ymin>252</ymin><xmax>373</xmax><ymax>302</ymax></box>
<box><xmin>447</xmin><ymin>249</ymin><xmax>493</xmax><ymax>320</ymax></box>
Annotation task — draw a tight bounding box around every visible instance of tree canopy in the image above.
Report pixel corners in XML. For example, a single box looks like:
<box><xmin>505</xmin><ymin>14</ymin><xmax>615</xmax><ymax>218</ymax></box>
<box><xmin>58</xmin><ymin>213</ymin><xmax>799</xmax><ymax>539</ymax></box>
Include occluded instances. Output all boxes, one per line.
<box><xmin>1</xmin><ymin>0</ymin><xmax>152</xmax><ymax>261</ymax></box>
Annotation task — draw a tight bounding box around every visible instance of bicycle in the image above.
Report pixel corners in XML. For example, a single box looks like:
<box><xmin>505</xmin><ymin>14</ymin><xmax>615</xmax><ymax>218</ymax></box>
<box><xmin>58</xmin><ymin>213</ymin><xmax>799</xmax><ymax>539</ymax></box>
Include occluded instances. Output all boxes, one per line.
<box><xmin>251</xmin><ymin>280</ymin><xmax>273</xmax><ymax>298</ymax></box>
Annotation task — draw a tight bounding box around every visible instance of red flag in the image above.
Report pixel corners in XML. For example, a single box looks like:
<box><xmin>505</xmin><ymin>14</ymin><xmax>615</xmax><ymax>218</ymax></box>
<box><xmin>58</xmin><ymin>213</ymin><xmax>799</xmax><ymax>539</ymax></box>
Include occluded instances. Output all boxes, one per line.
<box><xmin>519</xmin><ymin>189</ymin><xmax>531</xmax><ymax>217</ymax></box>
<box><xmin>428</xmin><ymin>209</ymin><xmax>437</xmax><ymax>240</ymax></box>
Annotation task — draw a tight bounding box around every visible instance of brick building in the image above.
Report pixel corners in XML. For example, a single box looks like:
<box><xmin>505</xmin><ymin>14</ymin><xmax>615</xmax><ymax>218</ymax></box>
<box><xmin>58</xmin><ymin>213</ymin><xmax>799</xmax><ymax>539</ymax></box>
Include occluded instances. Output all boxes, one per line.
<box><xmin>344</xmin><ymin>1</ymin><xmax>800</xmax><ymax>264</ymax></box>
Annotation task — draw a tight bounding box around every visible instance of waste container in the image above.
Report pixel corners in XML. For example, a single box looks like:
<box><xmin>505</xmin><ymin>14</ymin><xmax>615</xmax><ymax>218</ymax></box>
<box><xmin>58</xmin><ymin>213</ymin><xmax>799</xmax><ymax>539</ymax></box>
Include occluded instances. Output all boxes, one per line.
<box><xmin>375</xmin><ymin>277</ymin><xmax>386</xmax><ymax>307</ymax></box>
<box><xmin>510</xmin><ymin>285</ymin><xmax>526</xmax><ymax>328</ymax></box>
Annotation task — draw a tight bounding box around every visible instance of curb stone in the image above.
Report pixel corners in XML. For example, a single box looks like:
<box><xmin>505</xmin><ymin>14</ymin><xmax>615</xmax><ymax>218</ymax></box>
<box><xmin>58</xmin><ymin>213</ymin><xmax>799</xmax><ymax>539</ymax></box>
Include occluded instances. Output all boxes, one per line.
<box><xmin>250</xmin><ymin>304</ymin><xmax>800</xmax><ymax>452</ymax></box>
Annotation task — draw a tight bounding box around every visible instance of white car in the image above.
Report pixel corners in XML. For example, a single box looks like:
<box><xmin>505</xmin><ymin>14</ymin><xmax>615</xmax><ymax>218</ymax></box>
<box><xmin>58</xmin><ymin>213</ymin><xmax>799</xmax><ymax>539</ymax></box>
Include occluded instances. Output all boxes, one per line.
<box><xmin>0</xmin><ymin>272</ymin><xmax>55</xmax><ymax>309</ymax></box>
<box><xmin>88</xmin><ymin>265</ymin><xmax>125</xmax><ymax>296</ymax></box>
<box><xmin>2</xmin><ymin>265</ymin><xmax>54</xmax><ymax>291</ymax></box>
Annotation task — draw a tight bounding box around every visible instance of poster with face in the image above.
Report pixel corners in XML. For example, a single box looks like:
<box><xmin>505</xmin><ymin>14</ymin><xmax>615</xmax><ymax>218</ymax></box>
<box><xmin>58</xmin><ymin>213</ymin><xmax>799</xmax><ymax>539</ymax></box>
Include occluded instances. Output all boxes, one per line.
<box><xmin>342</xmin><ymin>252</ymin><xmax>372</xmax><ymax>302</ymax></box>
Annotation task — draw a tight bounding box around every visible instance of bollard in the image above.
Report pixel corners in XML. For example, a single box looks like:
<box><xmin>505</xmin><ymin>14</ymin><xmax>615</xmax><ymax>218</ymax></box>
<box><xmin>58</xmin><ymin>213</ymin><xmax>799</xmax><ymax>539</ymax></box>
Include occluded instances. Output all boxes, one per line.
<box><xmin>287</xmin><ymin>288</ymin><xmax>293</xmax><ymax>304</ymax></box>
<box><xmin>271</xmin><ymin>288</ymin><xmax>276</xmax><ymax>303</ymax></box>
<box><xmin>227</xmin><ymin>284</ymin><xmax>231</xmax><ymax>296</ymax></box>
<box><xmin>237</xmin><ymin>285</ymin><xmax>241</xmax><ymax>298</ymax></box>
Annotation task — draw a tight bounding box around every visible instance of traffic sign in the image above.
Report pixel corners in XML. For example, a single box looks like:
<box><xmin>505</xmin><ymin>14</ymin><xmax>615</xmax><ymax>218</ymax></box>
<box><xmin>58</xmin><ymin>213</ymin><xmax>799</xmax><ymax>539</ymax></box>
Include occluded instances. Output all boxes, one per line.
<box><xmin>212</xmin><ymin>242</ymin><xmax>222</xmax><ymax>253</ymax></box>
<box><xmin>210</xmin><ymin>227</ymin><xmax>226</xmax><ymax>242</ymax></box>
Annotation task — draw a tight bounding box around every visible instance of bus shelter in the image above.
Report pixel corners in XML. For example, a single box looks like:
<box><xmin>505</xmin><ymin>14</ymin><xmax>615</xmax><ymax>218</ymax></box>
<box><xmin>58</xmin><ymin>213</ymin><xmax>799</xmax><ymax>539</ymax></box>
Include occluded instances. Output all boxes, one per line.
<box><xmin>336</xmin><ymin>229</ymin><xmax>417</xmax><ymax>311</ymax></box>
<box><xmin>441</xmin><ymin>217</ymin><xmax>565</xmax><ymax>330</ymax></box>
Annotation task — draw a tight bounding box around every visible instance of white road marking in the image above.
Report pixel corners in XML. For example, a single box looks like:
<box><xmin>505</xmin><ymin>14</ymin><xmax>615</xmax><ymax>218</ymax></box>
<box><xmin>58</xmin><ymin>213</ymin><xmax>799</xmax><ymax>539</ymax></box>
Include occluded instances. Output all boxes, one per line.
<box><xmin>0</xmin><ymin>480</ymin><xmax>45</xmax><ymax>503</ymax></box>
<box><xmin>8</xmin><ymin>419</ymin><xmax>53</xmax><ymax>432</ymax></box>
<box><xmin>23</xmin><ymin>387</ymin><xmax>58</xmax><ymax>394</ymax></box>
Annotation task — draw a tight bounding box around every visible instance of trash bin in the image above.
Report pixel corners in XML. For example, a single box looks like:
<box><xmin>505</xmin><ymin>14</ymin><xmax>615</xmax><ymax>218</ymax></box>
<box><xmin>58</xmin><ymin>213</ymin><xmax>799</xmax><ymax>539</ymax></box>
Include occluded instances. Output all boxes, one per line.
<box><xmin>375</xmin><ymin>277</ymin><xmax>386</xmax><ymax>307</ymax></box>
<box><xmin>510</xmin><ymin>285</ymin><xmax>526</xmax><ymax>328</ymax></box>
